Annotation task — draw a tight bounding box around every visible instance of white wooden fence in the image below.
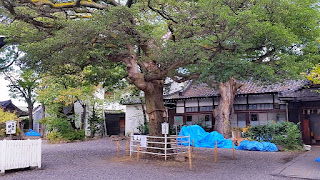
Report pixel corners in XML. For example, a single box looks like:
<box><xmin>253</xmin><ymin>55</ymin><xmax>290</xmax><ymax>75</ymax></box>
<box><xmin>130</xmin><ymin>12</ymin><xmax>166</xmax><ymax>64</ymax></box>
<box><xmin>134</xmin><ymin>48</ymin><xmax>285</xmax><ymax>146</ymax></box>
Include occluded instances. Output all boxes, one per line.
<box><xmin>0</xmin><ymin>139</ymin><xmax>42</xmax><ymax>174</ymax></box>
<box><xmin>130</xmin><ymin>135</ymin><xmax>190</xmax><ymax>160</ymax></box>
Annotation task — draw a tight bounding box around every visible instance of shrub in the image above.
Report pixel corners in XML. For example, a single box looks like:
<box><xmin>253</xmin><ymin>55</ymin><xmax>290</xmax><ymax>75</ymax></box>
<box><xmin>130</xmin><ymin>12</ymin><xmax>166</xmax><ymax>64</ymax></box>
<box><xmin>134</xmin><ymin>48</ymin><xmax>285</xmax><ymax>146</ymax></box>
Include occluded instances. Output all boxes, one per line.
<box><xmin>62</xmin><ymin>130</ymin><xmax>85</xmax><ymax>141</ymax></box>
<box><xmin>47</xmin><ymin>130</ymin><xmax>64</xmax><ymax>143</ymax></box>
<box><xmin>246</xmin><ymin>122</ymin><xmax>303</xmax><ymax>150</ymax></box>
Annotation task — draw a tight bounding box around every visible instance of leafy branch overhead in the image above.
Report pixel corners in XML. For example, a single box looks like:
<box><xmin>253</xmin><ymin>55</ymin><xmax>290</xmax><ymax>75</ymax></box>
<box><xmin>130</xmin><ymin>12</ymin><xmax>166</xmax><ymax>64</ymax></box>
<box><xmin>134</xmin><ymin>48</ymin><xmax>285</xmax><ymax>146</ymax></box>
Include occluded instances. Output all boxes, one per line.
<box><xmin>1</xmin><ymin>0</ymin><xmax>320</xmax><ymax>136</ymax></box>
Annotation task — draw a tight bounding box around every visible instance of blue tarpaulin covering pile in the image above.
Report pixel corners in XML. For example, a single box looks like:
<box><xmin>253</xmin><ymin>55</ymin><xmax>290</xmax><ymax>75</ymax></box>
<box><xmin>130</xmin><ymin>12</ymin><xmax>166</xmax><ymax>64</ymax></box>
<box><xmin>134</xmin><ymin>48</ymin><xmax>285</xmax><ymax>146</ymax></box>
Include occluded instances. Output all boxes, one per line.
<box><xmin>178</xmin><ymin>125</ymin><xmax>233</xmax><ymax>148</ymax></box>
<box><xmin>178</xmin><ymin>125</ymin><xmax>278</xmax><ymax>152</ymax></box>
<box><xmin>315</xmin><ymin>157</ymin><xmax>320</xmax><ymax>163</ymax></box>
<box><xmin>25</xmin><ymin>129</ymin><xmax>41</xmax><ymax>136</ymax></box>
<box><xmin>237</xmin><ymin>140</ymin><xmax>278</xmax><ymax>152</ymax></box>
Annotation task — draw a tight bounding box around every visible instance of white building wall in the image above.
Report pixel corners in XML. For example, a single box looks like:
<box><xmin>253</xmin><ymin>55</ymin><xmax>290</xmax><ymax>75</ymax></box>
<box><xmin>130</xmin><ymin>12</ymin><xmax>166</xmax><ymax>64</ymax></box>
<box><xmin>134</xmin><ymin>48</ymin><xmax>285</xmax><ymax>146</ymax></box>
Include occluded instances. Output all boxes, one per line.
<box><xmin>248</xmin><ymin>94</ymin><xmax>274</xmax><ymax>104</ymax></box>
<box><xmin>199</xmin><ymin>98</ymin><xmax>213</xmax><ymax>106</ymax></box>
<box><xmin>185</xmin><ymin>99</ymin><xmax>198</xmax><ymax>107</ymax></box>
<box><xmin>234</xmin><ymin>96</ymin><xmax>246</xmax><ymax>104</ymax></box>
<box><xmin>125</xmin><ymin>105</ymin><xmax>148</xmax><ymax>135</ymax></box>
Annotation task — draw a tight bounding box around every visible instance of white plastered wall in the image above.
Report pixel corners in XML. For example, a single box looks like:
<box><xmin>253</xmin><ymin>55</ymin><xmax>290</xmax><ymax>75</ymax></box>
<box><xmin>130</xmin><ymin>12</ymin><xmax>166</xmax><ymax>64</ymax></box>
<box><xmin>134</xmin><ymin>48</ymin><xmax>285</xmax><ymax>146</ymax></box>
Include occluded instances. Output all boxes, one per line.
<box><xmin>125</xmin><ymin>105</ymin><xmax>148</xmax><ymax>135</ymax></box>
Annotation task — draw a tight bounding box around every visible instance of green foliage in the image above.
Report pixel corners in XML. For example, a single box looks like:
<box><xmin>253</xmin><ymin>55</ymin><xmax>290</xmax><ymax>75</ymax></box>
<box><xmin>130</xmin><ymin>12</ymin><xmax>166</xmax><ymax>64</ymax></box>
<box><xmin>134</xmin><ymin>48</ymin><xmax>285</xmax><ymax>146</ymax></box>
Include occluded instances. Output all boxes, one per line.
<box><xmin>88</xmin><ymin>106</ymin><xmax>103</xmax><ymax>138</ymax></box>
<box><xmin>246</xmin><ymin>122</ymin><xmax>303</xmax><ymax>150</ymax></box>
<box><xmin>4</xmin><ymin>68</ymin><xmax>40</xmax><ymax>102</ymax></box>
<box><xmin>46</xmin><ymin>130</ymin><xmax>64</xmax><ymax>143</ymax></box>
<box><xmin>44</xmin><ymin>117</ymin><xmax>85</xmax><ymax>142</ymax></box>
<box><xmin>62</xmin><ymin>130</ymin><xmax>85</xmax><ymax>141</ymax></box>
<box><xmin>137</xmin><ymin>122</ymin><xmax>148</xmax><ymax>135</ymax></box>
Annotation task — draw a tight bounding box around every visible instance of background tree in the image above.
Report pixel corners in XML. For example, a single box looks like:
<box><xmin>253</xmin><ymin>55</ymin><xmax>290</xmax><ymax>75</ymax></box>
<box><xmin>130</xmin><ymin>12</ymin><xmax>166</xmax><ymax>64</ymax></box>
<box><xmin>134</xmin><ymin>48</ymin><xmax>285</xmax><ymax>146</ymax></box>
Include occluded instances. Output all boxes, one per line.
<box><xmin>3</xmin><ymin>68</ymin><xmax>40</xmax><ymax>129</ymax></box>
<box><xmin>1</xmin><ymin>0</ymin><xmax>320</xmax><ymax>138</ymax></box>
<box><xmin>37</xmin><ymin>72</ymin><xmax>96</xmax><ymax>130</ymax></box>
<box><xmin>194</xmin><ymin>0</ymin><xmax>320</xmax><ymax>137</ymax></box>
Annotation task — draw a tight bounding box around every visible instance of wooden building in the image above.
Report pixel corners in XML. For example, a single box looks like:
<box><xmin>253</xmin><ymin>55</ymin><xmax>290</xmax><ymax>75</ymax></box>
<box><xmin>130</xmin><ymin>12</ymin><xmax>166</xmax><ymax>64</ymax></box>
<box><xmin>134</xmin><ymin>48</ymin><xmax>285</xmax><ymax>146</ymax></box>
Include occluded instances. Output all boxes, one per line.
<box><xmin>164</xmin><ymin>80</ymin><xmax>305</xmax><ymax>131</ymax></box>
<box><xmin>124</xmin><ymin>80</ymin><xmax>320</xmax><ymax>145</ymax></box>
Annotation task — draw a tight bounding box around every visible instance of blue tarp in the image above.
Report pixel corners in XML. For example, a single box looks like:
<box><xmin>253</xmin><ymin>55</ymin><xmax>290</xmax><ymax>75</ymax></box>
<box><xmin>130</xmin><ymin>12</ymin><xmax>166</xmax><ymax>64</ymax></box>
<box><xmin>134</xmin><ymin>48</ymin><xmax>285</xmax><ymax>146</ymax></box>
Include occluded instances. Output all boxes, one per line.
<box><xmin>315</xmin><ymin>157</ymin><xmax>320</xmax><ymax>163</ymax></box>
<box><xmin>178</xmin><ymin>125</ymin><xmax>233</xmax><ymax>148</ymax></box>
<box><xmin>25</xmin><ymin>129</ymin><xmax>41</xmax><ymax>136</ymax></box>
<box><xmin>178</xmin><ymin>125</ymin><xmax>278</xmax><ymax>152</ymax></box>
<box><xmin>237</xmin><ymin>140</ymin><xmax>278</xmax><ymax>152</ymax></box>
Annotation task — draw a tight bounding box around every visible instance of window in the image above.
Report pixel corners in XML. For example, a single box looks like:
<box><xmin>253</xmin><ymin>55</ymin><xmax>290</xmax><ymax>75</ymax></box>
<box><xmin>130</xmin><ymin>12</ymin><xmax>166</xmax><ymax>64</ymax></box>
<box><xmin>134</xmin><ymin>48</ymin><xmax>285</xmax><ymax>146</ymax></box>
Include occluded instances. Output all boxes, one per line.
<box><xmin>248</xmin><ymin>104</ymin><xmax>273</xmax><ymax>110</ymax></box>
<box><xmin>250</xmin><ymin>114</ymin><xmax>259</xmax><ymax>126</ymax></box>
<box><xmin>186</xmin><ymin>116</ymin><xmax>192</xmax><ymax>125</ymax></box>
<box><xmin>204</xmin><ymin>115</ymin><xmax>212</xmax><ymax>128</ymax></box>
<box><xmin>186</xmin><ymin>107</ymin><xmax>198</xmax><ymax>112</ymax></box>
<box><xmin>251</xmin><ymin>114</ymin><xmax>258</xmax><ymax>121</ymax></box>
<box><xmin>258</xmin><ymin>104</ymin><xmax>273</xmax><ymax>109</ymax></box>
<box><xmin>199</xmin><ymin>106</ymin><xmax>213</xmax><ymax>112</ymax></box>
<box><xmin>248</xmin><ymin>104</ymin><xmax>257</xmax><ymax>110</ymax></box>
<box><xmin>234</xmin><ymin>104</ymin><xmax>246</xmax><ymax>110</ymax></box>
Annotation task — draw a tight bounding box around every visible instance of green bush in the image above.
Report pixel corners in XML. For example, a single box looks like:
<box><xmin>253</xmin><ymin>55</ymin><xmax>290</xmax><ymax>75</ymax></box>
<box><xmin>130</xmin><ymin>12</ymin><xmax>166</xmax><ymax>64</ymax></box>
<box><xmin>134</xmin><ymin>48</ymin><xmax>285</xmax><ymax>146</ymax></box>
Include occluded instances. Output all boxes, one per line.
<box><xmin>62</xmin><ymin>130</ymin><xmax>85</xmax><ymax>141</ymax></box>
<box><xmin>45</xmin><ymin>117</ymin><xmax>86</xmax><ymax>142</ymax></box>
<box><xmin>246</xmin><ymin>122</ymin><xmax>303</xmax><ymax>150</ymax></box>
<box><xmin>47</xmin><ymin>130</ymin><xmax>64</xmax><ymax>143</ymax></box>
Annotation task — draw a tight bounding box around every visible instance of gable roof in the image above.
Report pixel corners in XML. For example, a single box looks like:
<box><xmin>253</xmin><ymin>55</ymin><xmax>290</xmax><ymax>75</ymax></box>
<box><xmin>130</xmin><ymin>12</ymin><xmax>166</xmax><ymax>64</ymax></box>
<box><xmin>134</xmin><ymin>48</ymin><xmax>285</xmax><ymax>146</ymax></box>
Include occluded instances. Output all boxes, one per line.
<box><xmin>0</xmin><ymin>100</ymin><xmax>28</xmax><ymax>116</ymax></box>
<box><xmin>164</xmin><ymin>80</ymin><xmax>309</xmax><ymax>100</ymax></box>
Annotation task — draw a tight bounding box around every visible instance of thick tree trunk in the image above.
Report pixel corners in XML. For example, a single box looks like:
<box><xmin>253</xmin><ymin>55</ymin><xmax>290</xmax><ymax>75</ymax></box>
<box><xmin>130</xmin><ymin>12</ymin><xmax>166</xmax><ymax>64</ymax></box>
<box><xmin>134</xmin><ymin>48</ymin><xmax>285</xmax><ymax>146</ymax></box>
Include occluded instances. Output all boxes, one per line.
<box><xmin>213</xmin><ymin>77</ymin><xmax>240</xmax><ymax>139</ymax></box>
<box><xmin>144</xmin><ymin>81</ymin><xmax>165</xmax><ymax>136</ymax></box>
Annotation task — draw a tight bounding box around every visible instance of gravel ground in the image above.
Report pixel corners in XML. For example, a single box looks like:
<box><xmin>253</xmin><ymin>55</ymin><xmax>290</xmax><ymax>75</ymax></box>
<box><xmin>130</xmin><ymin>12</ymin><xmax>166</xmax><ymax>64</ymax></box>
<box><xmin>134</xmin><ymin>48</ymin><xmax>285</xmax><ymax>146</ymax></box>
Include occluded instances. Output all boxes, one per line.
<box><xmin>2</xmin><ymin>138</ymin><xmax>304</xmax><ymax>180</ymax></box>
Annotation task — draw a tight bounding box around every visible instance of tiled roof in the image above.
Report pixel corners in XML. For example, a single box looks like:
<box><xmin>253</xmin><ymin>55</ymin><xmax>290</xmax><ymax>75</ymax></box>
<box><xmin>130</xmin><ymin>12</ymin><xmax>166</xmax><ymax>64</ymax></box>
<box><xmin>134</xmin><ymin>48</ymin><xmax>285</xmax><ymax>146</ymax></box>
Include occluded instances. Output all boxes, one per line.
<box><xmin>164</xmin><ymin>80</ymin><xmax>309</xmax><ymax>100</ymax></box>
<box><xmin>0</xmin><ymin>100</ymin><xmax>12</xmax><ymax>107</ymax></box>
<box><xmin>279</xmin><ymin>86</ymin><xmax>320</xmax><ymax>101</ymax></box>
<box><xmin>0</xmin><ymin>100</ymin><xmax>28</xmax><ymax>116</ymax></box>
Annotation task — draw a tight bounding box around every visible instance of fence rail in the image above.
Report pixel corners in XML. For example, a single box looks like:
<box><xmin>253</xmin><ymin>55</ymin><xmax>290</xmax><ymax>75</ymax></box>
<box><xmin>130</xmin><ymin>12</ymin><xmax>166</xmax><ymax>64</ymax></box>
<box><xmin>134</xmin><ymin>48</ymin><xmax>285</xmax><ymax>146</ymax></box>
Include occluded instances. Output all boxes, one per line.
<box><xmin>0</xmin><ymin>139</ymin><xmax>42</xmax><ymax>174</ymax></box>
<box><xmin>130</xmin><ymin>134</ymin><xmax>190</xmax><ymax>161</ymax></box>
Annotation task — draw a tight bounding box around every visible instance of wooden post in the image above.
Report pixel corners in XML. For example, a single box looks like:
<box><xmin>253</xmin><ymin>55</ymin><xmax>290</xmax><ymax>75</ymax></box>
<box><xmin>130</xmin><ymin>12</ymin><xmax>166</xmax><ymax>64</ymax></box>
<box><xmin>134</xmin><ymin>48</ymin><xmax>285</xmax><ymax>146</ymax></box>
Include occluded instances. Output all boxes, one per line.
<box><xmin>117</xmin><ymin>141</ymin><xmax>120</xmax><ymax>158</ymax></box>
<box><xmin>137</xmin><ymin>144</ymin><xmax>140</xmax><ymax>161</ymax></box>
<box><xmin>214</xmin><ymin>140</ymin><xmax>217</xmax><ymax>163</ymax></box>
<box><xmin>192</xmin><ymin>139</ymin><xmax>194</xmax><ymax>152</ymax></box>
<box><xmin>188</xmin><ymin>147</ymin><xmax>192</xmax><ymax>170</ymax></box>
<box><xmin>126</xmin><ymin>139</ymin><xmax>129</xmax><ymax>156</ymax></box>
<box><xmin>232</xmin><ymin>142</ymin><xmax>235</xmax><ymax>159</ymax></box>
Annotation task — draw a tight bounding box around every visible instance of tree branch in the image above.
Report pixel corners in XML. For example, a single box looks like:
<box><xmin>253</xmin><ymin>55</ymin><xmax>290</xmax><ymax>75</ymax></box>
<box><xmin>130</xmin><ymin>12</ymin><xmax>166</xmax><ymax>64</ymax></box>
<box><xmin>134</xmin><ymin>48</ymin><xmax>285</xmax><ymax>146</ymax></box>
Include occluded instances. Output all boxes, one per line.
<box><xmin>26</xmin><ymin>0</ymin><xmax>110</xmax><ymax>9</ymax></box>
<box><xmin>148</xmin><ymin>0</ymin><xmax>178</xmax><ymax>23</ymax></box>
<box><xmin>169</xmin><ymin>73</ymin><xmax>200</xmax><ymax>83</ymax></box>
<box><xmin>126</xmin><ymin>0</ymin><xmax>133</xmax><ymax>8</ymax></box>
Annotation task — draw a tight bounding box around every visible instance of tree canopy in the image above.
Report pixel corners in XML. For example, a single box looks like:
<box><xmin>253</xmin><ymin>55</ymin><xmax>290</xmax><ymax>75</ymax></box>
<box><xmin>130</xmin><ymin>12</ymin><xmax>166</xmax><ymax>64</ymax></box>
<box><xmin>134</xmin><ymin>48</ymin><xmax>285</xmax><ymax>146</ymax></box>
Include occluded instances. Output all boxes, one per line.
<box><xmin>1</xmin><ymin>0</ymin><xmax>320</xmax><ymax>135</ymax></box>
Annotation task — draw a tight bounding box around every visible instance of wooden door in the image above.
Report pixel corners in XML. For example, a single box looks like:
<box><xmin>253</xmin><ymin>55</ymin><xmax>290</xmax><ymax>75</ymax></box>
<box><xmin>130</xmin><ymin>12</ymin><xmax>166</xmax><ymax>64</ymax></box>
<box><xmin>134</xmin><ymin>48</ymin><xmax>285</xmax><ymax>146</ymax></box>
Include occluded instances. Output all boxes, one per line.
<box><xmin>302</xmin><ymin>119</ymin><xmax>311</xmax><ymax>145</ymax></box>
<box><xmin>119</xmin><ymin>117</ymin><xmax>125</xmax><ymax>135</ymax></box>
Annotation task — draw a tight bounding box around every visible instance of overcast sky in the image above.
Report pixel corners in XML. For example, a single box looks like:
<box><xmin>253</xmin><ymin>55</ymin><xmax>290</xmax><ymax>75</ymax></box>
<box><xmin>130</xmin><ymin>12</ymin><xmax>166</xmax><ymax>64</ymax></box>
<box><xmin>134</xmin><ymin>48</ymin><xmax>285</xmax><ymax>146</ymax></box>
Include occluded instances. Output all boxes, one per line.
<box><xmin>0</xmin><ymin>75</ymin><xmax>27</xmax><ymax>107</ymax></box>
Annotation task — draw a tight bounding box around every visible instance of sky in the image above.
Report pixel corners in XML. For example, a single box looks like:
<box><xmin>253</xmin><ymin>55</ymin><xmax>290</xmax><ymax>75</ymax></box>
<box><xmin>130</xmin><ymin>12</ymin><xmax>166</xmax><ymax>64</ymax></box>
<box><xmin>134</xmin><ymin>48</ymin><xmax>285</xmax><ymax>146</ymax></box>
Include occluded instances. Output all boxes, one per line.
<box><xmin>0</xmin><ymin>75</ymin><xmax>27</xmax><ymax>107</ymax></box>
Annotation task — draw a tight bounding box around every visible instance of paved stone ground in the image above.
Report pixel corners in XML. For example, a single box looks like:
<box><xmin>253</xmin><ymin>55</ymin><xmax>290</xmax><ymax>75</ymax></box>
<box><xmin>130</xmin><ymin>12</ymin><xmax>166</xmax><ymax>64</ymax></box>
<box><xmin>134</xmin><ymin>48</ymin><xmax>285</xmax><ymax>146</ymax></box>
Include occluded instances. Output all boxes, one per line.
<box><xmin>1</xmin><ymin>138</ymin><xmax>305</xmax><ymax>180</ymax></box>
<box><xmin>272</xmin><ymin>146</ymin><xmax>320</xmax><ymax>179</ymax></box>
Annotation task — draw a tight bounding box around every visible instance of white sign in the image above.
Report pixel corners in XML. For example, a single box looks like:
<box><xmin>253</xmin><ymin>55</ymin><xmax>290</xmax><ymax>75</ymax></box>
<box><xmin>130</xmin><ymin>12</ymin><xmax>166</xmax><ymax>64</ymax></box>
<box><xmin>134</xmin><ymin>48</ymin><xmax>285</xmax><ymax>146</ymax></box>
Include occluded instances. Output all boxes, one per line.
<box><xmin>6</xmin><ymin>121</ymin><xmax>16</xmax><ymax>135</ymax></box>
<box><xmin>140</xmin><ymin>135</ymin><xmax>147</xmax><ymax>147</ymax></box>
<box><xmin>162</xmin><ymin>122</ymin><xmax>169</xmax><ymax>135</ymax></box>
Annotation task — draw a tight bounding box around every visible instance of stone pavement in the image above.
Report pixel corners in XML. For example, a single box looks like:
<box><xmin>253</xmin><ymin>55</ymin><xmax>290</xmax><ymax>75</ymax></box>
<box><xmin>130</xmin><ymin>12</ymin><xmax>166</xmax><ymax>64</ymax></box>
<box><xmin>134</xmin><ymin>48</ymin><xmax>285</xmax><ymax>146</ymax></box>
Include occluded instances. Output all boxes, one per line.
<box><xmin>272</xmin><ymin>146</ymin><xmax>320</xmax><ymax>179</ymax></box>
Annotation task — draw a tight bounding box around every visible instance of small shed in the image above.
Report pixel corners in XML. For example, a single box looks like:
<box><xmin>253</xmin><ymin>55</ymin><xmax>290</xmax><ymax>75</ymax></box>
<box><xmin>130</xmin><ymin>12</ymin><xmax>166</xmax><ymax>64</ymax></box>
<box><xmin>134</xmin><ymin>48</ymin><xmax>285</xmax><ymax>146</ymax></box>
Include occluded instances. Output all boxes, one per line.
<box><xmin>105</xmin><ymin>112</ymin><xmax>125</xmax><ymax>135</ymax></box>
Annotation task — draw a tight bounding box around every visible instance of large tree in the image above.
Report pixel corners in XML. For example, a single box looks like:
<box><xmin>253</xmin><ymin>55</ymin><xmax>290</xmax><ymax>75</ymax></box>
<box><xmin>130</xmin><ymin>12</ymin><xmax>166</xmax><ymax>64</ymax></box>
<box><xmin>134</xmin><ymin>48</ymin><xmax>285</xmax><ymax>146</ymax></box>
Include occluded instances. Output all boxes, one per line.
<box><xmin>1</xmin><ymin>0</ymin><xmax>319</xmax><ymax>138</ymax></box>
<box><xmin>3</xmin><ymin>68</ymin><xmax>40</xmax><ymax>129</ymax></box>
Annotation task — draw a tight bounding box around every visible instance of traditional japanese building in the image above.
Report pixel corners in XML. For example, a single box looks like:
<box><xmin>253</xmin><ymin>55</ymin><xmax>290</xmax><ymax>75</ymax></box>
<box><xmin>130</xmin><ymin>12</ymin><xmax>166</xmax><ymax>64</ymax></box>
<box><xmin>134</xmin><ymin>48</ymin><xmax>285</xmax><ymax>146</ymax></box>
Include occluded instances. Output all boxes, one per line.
<box><xmin>124</xmin><ymin>80</ymin><xmax>320</xmax><ymax>145</ymax></box>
